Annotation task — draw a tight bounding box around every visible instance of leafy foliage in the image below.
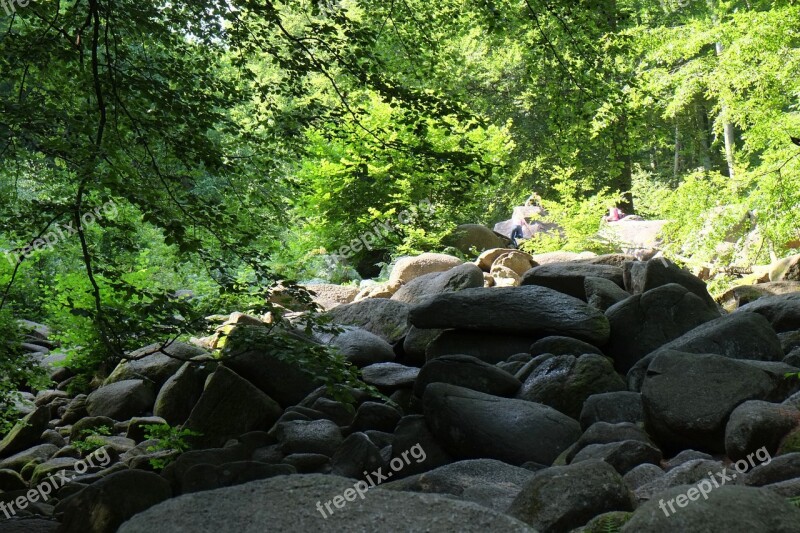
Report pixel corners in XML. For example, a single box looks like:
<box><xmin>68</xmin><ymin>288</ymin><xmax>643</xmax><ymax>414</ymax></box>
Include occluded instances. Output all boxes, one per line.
<box><xmin>143</xmin><ymin>423</ymin><xmax>202</xmax><ymax>470</ymax></box>
<box><xmin>72</xmin><ymin>425</ymin><xmax>113</xmax><ymax>454</ymax></box>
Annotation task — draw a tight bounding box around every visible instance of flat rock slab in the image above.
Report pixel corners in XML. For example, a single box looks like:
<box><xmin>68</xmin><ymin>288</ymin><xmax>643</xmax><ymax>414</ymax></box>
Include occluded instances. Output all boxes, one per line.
<box><xmin>118</xmin><ymin>474</ymin><xmax>536</xmax><ymax>533</ymax></box>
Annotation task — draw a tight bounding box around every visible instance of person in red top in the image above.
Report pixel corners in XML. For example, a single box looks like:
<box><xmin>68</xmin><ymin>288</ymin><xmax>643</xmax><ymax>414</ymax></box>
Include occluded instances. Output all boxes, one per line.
<box><xmin>603</xmin><ymin>206</ymin><xmax>625</xmax><ymax>222</ymax></box>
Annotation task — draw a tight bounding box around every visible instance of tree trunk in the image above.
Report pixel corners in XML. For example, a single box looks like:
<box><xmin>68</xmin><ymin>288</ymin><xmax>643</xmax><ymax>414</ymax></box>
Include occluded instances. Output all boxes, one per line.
<box><xmin>707</xmin><ymin>0</ymin><xmax>736</xmax><ymax>178</ymax></box>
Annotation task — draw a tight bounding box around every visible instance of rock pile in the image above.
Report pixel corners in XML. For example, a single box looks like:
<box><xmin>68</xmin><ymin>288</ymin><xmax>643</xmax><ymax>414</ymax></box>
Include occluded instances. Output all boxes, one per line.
<box><xmin>3</xmin><ymin>254</ymin><xmax>800</xmax><ymax>532</ymax></box>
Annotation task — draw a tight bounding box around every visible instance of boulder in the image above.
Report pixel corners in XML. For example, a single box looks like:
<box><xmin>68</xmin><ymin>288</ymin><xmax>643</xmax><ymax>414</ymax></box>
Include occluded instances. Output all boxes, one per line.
<box><xmin>490</xmin><ymin>265</ymin><xmax>522</xmax><ymax>287</ymax></box>
<box><xmin>326</xmin><ymin>299</ymin><xmax>411</xmax><ymax>344</ymax></box>
<box><xmin>86</xmin><ymin>380</ymin><xmax>156</xmax><ymax>420</ymax></box>
<box><xmin>0</xmin><ymin>406</ymin><xmax>50</xmax><ymax>458</ymax></box>
<box><xmin>570</xmin><ymin>440</ymin><xmax>662</xmax><ymax>475</ymax></box>
<box><xmin>423</xmin><ymin>383</ymin><xmax>581</xmax><ymax>466</ymax></box>
<box><xmin>413</xmin><ymin>354</ymin><xmax>521</xmax><ymax>398</ymax></box>
<box><xmin>516</xmin><ymin>354</ymin><xmax>626</xmax><ymax>419</ymax></box>
<box><xmin>380</xmin><ymin>459</ymin><xmax>536</xmax><ymax>513</ymax></box>
<box><xmin>330</xmin><ymin>433</ymin><xmax>384</xmax><ymax>479</ymax></box>
<box><xmin>621</xmin><ymin>485</ymin><xmax>800</xmax><ymax>532</ymax></box>
<box><xmin>180</xmin><ymin>461</ymin><xmax>295</xmax><ymax>494</ymax></box>
<box><xmin>493</xmin><ymin>251</ymin><xmax>538</xmax><ymax>276</ymax></box>
<box><xmin>566</xmin><ymin>422</ymin><xmax>654</xmax><ymax>463</ymax></box>
<box><xmin>326</xmin><ymin>327</ymin><xmax>395</xmax><ymax>368</ymax></box>
<box><xmin>628</xmin><ymin>312</ymin><xmax>785</xmax><ymax>390</ymax></box>
<box><xmin>737</xmin><ymin>293</ymin><xmax>800</xmax><ymax>333</ymax></box>
<box><xmin>105</xmin><ymin>342</ymin><xmax>206</xmax><ymax>388</ymax></box>
<box><xmin>303</xmin><ymin>283</ymin><xmax>359</xmax><ymax>310</ymax></box>
<box><xmin>521</xmin><ymin>262</ymin><xmax>624</xmax><ymax>300</ymax></box>
<box><xmin>409</xmin><ymin>286</ymin><xmax>610</xmax><ymax>345</ymax></box>
<box><xmin>443</xmin><ymin>224</ymin><xmax>509</xmax><ymax>254</ymax></box>
<box><xmin>529</xmin><ymin>336</ymin><xmax>604</xmax><ymax>357</ymax></box>
<box><xmin>605</xmin><ymin>283</ymin><xmax>720</xmax><ymax>373</ymax></box>
<box><xmin>476</xmin><ymin>248</ymin><xmax>519</xmax><ymax>271</ymax></box>
<box><xmin>387</xmin><ymin>253</ymin><xmax>464</xmax><ymax>287</ymax></box>
<box><xmin>56</xmin><ymin>470</ymin><xmax>171</xmax><ymax>533</ymax></box>
<box><xmin>391</xmin><ymin>415</ymin><xmax>453</xmax><ymax>477</ymax></box>
<box><xmin>641</xmin><ymin>351</ymin><xmax>799</xmax><ymax>453</ymax></box>
<box><xmin>580</xmin><ymin>392</ymin><xmax>644</xmax><ymax>430</ymax></box>
<box><xmin>531</xmin><ymin>251</ymin><xmax>596</xmax><ymax>265</ymax></box>
<box><xmin>360</xmin><ymin>363</ymin><xmax>419</xmax><ymax>392</ymax></box>
<box><xmin>769</xmin><ymin>254</ymin><xmax>800</xmax><ymax>281</ymax></box>
<box><xmin>391</xmin><ymin>263</ymin><xmax>484</xmax><ymax>305</ymax></box>
<box><xmin>425</xmin><ymin>330</ymin><xmax>540</xmax><ymax>364</ymax></box>
<box><xmin>117</xmin><ymin>474</ymin><xmax>536</xmax><ymax>533</ymax></box>
<box><xmin>353</xmin><ymin>282</ymin><xmax>396</xmax><ymax>301</ymax></box>
<box><xmin>719</xmin><ymin>281</ymin><xmax>800</xmax><ymax>312</ymax></box>
<box><xmin>624</xmin><ymin>258</ymin><xmax>717</xmax><ymax>311</ymax></box>
<box><xmin>153</xmin><ymin>361</ymin><xmax>217</xmax><ymax>426</ymax></box>
<box><xmin>724</xmin><ymin>401</ymin><xmax>799</xmax><ymax>462</ymax></box>
<box><xmin>222</xmin><ymin>326</ymin><xmax>321</xmax><ymax>407</ymax></box>
<box><xmin>584</xmin><ymin>276</ymin><xmax>631</xmax><ymax>311</ymax></box>
<box><xmin>0</xmin><ymin>444</ymin><xmax>59</xmax><ymax>472</ymax></box>
<box><xmin>349</xmin><ymin>402</ymin><xmax>402</xmax><ymax>434</ymax></box>
<box><xmin>274</xmin><ymin>419</ymin><xmax>343</xmax><ymax>457</ymax></box>
<box><xmin>508</xmin><ymin>460</ymin><xmax>634</xmax><ymax>532</ymax></box>
<box><xmin>184</xmin><ymin>366</ymin><xmax>283</xmax><ymax>448</ymax></box>
<box><xmin>401</xmin><ymin>326</ymin><xmax>442</xmax><ymax>366</ymax></box>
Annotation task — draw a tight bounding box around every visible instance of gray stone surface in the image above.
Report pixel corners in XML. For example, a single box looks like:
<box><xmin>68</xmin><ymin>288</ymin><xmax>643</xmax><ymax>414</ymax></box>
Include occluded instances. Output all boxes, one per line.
<box><xmin>117</xmin><ymin>474</ymin><xmax>536</xmax><ymax>533</ymax></box>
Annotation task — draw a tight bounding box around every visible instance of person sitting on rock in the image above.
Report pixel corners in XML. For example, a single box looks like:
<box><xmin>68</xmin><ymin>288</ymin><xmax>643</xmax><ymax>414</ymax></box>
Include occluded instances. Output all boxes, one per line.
<box><xmin>603</xmin><ymin>206</ymin><xmax>625</xmax><ymax>223</ymax></box>
<box><xmin>510</xmin><ymin>213</ymin><xmax>531</xmax><ymax>248</ymax></box>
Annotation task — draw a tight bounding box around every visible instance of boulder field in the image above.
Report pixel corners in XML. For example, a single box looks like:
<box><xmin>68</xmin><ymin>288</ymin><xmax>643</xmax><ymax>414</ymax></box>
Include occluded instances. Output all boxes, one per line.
<box><xmin>4</xmin><ymin>253</ymin><xmax>800</xmax><ymax>532</ymax></box>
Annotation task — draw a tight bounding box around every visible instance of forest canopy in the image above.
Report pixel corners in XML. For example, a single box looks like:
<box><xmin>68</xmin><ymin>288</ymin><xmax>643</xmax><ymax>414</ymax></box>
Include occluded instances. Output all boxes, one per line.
<box><xmin>1</xmin><ymin>0</ymin><xmax>799</xmax><ymax>423</ymax></box>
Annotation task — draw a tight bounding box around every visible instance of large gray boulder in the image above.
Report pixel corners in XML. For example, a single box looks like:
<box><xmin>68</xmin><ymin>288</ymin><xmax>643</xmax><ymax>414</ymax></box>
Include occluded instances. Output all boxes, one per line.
<box><xmin>624</xmin><ymin>258</ymin><xmax>717</xmax><ymax>311</ymax></box>
<box><xmin>724</xmin><ymin>401</ymin><xmax>799</xmax><ymax>462</ymax></box>
<box><xmin>580</xmin><ymin>392</ymin><xmax>644</xmax><ymax>430</ymax></box>
<box><xmin>409</xmin><ymin>286</ymin><xmax>610</xmax><ymax>345</ymax></box>
<box><xmin>516</xmin><ymin>354</ymin><xmax>625</xmax><ymax>419</ymax></box>
<box><xmin>326</xmin><ymin>299</ymin><xmax>411</xmax><ymax>344</ymax></box>
<box><xmin>737</xmin><ymin>293</ymin><xmax>800</xmax><ymax>333</ymax></box>
<box><xmin>423</xmin><ymin>383</ymin><xmax>581</xmax><ymax>466</ymax></box>
<box><xmin>584</xmin><ymin>276</ymin><xmax>631</xmax><ymax>311</ymax></box>
<box><xmin>105</xmin><ymin>341</ymin><xmax>206</xmax><ymax>388</ymax></box>
<box><xmin>86</xmin><ymin>379</ymin><xmax>156</xmax><ymax>420</ymax></box>
<box><xmin>621</xmin><ymin>485</ymin><xmax>800</xmax><ymax>532</ymax></box>
<box><xmin>387</xmin><ymin>253</ymin><xmax>464</xmax><ymax>287</ymax></box>
<box><xmin>443</xmin><ymin>224</ymin><xmax>509</xmax><ymax>254</ymax></box>
<box><xmin>0</xmin><ymin>406</ymin><xmax>50</xmax><ymax>458</ymax></box>
<box><xmin>641</xmin><ymin>351</ymin><xmax>799</xmax><ymax>453</ymax></box>
<box><xmin>628</xmin><ymin>312</ymin><xmax>786</xmax><ymax>390</ymax></box>
<box><xmin>184</xmin><ymin>366</ymin><xmax>283</xmax><ymax>448</ymax></box>
<box><xmin>392</xmin><ymin>263</ymin><xmax>484</xmax><ymax>305</ymax></box>
<box><xmin>381</xmin><ymin>459</ymin><xmax>536</xmax><ymax>512</ymax></box>
<box><xmin>414</xmin><ymin>354</ymin><xmax>521</xmax><ymax>398</ymax></box>
<box><xmin>425</xmin><ymin>330</ymin><xmax>539</xmax><ymax>364</ymax></box>
<box><xmin>117</xmin><ymin>474</ymin><xmax>536</xmax><ymax>533</ymax></box>
<box><xmin>326</xmin><ymin>327</ymin><xmax>395</xmax><ymax>368</ymax></box>
<box><xmin>153</xmin><ymin>361</ymin><xmax>217</xmax><ymax>426</ymax></box>
<box><xmin>605</xmin><ymin>283</ymin><xmax>720</xmax><ymax>373</ymax></box>
<box><xmin>508</xmin><ymin>459</ymin><xmax>634</xmax><ymax>532</ymax></box>
<box><xmin>222</xmin><ymin>326</ymin><xmax>321</xmax><ymax>407</ymax></box>
<box><xmin>521</xmin><ymin>262</ymin><xmax>624</xmax><ymax>300</ymax></box>
<box><xmin>56</xmin><ymin>469</ymin><xmax>171</xmax><ymax>533</ymax></box>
